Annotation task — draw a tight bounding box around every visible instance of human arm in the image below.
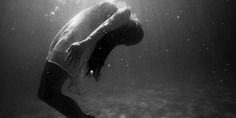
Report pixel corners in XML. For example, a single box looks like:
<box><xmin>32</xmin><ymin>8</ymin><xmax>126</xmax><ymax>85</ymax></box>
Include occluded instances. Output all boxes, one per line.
<box><xmin>65</xmin><ymin>8</ymin><xmax>131</xmax><ymax>67</ymax></box>
<box><xmin>86</xmin><ymin>8</ymin><xmax>132</xmax><ymax>44</ymax></box>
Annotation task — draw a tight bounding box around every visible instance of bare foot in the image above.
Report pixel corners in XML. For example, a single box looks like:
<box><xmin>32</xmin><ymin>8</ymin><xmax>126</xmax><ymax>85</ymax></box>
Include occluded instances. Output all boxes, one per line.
<box><xmin>84</xmin><ymin>113</ymin><xmax>96</xmax><ymax>118</ymax></box>
<box><xmin>68</xmin><ymin>85</ymin><xmax>87</xmax><ymax>95</ymax></box>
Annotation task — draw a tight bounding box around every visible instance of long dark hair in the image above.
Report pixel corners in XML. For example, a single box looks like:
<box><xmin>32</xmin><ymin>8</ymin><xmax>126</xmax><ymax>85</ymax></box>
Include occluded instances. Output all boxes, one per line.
<box><xmin>86</xmin><ymin>19</ymin><xmax>144</xmax><ymax>81</ymax></box>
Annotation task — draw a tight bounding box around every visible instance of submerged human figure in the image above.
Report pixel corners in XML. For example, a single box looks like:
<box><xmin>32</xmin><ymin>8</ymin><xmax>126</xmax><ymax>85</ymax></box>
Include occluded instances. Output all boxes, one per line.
<box><xmin>38</xmin><ymin>2</ymin><xmax>143</xmax><ymax>118</ymax></box>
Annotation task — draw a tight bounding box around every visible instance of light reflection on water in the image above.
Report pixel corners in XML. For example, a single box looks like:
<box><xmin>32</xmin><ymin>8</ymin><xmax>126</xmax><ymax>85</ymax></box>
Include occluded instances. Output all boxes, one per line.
<box><xmin>1</xmin><ymin>0</ymin><xmax>235</xmax><ymax>118</ymax></box>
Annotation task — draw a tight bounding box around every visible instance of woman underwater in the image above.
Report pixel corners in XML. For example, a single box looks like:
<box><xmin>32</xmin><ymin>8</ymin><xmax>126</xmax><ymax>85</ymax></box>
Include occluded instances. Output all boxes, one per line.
<box><xmin>38</xmin><ymin>2</ymin><xmax>144</xmax><ymax>118</ymax></box>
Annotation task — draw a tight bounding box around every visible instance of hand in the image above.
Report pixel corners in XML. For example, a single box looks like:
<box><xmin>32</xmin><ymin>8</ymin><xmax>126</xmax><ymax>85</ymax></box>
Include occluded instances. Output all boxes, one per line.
<box><xmin>105</xmin><ymin>8</ymin><xmax>131</xmax><ymax>32</ymax></box>
<box><xmin>65</xmin><ymin>42</ymin><xmax>84</xmax><ymax>68</ymax></box>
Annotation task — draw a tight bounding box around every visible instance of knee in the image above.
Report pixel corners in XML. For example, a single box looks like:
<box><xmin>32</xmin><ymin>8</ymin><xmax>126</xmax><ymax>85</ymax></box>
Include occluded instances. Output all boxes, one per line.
<box><xmin>37</xmin><ymin>85</ymin><xmax>48</xmax><ymax>101</ymax></box>
<box><xmin>38</xmin><ymin>84</ymin><xmax>62</xmax><ymax>103</ymax></box>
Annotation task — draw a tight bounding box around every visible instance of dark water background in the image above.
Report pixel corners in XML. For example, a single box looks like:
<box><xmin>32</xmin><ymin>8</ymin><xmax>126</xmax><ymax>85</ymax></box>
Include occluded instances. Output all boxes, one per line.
<box><xmin>0</xmin><ymin>0</ymin><xmax>235</xmax><ymax>118</ymax></box>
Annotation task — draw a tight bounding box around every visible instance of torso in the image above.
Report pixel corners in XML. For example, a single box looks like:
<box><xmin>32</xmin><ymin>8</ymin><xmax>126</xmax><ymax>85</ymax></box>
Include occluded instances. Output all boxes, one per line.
<box><xmin>47</xmin><ymin>3</ymin><xmax>115</xmax><ymax>80</ymax></box>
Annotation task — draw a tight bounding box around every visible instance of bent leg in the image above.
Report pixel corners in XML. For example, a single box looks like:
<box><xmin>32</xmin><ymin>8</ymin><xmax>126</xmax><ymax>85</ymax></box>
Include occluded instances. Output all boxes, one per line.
<box><xmin>38</xmin><ymin>62</ymin><xmax>90</xmax><ymax>118</ymax></box>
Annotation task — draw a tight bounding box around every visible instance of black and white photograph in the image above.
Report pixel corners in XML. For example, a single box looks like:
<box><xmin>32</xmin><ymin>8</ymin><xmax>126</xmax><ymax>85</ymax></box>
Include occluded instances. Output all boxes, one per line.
<box><xmin>0</xmin><ymin>0</ymin><xmax>235</xmax><ymax>118</ymax></box>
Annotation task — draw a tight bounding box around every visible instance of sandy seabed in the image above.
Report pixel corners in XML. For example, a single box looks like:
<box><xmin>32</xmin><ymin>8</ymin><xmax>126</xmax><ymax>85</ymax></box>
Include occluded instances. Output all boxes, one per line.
<box><xmin>3</xmin><ymin>82</ymin><xmax>236</xmax><ymax>118</ymax></box>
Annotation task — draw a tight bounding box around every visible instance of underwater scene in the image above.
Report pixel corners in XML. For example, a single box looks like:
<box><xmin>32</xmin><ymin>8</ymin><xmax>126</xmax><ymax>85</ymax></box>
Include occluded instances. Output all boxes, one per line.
<box><xmin>0</xmin><ymin>0</ymin><xmax>235</xmax><ymax>118</ymax></box>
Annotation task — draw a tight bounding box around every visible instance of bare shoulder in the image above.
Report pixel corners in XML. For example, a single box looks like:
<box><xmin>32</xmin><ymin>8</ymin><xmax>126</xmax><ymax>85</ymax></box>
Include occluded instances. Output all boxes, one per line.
<box><xmin>103</xmin><ymin>8</ymin><xmax>131</xmax><ymax>32</ymax></box>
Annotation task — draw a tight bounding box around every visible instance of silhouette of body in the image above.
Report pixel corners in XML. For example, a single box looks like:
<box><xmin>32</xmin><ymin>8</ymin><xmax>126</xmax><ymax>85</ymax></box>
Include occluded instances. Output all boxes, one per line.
<box><xmin>38</xmin><ymin>2</ymin><xmax>143</xmax><ymax>118</ymax></box>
